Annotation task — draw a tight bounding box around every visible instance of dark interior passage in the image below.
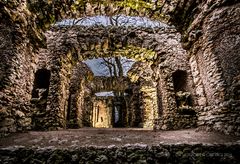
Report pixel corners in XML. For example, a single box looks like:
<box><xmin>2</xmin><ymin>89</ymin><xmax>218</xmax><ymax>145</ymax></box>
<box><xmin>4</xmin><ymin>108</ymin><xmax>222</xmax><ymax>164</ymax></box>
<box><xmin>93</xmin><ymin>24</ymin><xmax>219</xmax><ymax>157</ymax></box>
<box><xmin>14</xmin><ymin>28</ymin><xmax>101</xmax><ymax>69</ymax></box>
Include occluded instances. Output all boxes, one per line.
<box><xmin>172</xmin><ymin>70</ymin><xmax>188</xmax><ymax>92</ymax></box>
<box><xmin>32</xmin><ymin>69</ymin><xmax>51</xmax><ymax>99</ymax></box>
<box><xmin>31</xmin><ymin>69</ymin><xmax>51</xmax><ymax>130</ymax></box>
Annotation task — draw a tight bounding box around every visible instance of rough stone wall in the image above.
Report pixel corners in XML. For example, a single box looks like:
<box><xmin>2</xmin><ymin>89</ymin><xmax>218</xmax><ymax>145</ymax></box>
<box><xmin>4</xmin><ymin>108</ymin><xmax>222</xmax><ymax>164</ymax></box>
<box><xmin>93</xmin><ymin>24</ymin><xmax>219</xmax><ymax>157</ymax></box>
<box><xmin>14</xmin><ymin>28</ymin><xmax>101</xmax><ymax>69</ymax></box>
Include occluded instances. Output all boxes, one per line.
<box><xmin>140</xmin><ymin>86</ymin><xmax>158</xmax><ymax>128</ymax></box>
<box><xmin>41</xmin><ymin>51</ymin><xmax>73</xmax><ymax>130</ymax></box>
<box><xmin>91</xmin><ymin>77</ymin><xmax>130</xmax><ymax>93</ymax></box>
<box><xmin>188</xmin><ymin>4</ymin><xmax>240</xmax><ymax>135</ymax></box>
<box><xmin>128</xmin><ymin>62</ymin><xmax>159</xmax><ymax>128</ymax></box>
<box><xmin>0</xmin><ymin>23</ymin><xmax>15</xmax><ymax>90</ymax></box>
<box><xmin>46</xmin><ymin>26</ymin><xmax>178</xmax><ymax>61</ymax></box>
<box><xmin>67</xmin><ymin>62</ymin><xmax>93</xmax><ymax>128</ymax></box>
<box><xmin>0</xmin><ymin>22</ymin><xmax>35</xmax><ymax>133</ymax></box>
<box><xmin>82</xmin><ymin>97</ymin><xmax>94</xmax><ymax>127</ymax></box>
<box><xmin>126</xmin><ymin>84</ymin><xmax>142</xmax><ymax>127</ymax></box>
<box><xmin>151</xmin><ymin>31</ymin><xmax>197</xmax><ymax>130</ymax></box>
<box><xmin>34</xmin><ymin>31</ymin><xmax>91</xmax><ymax>130</ymax></box>
<box><xmin>30</xmin><ymin>48</ymin><xmax>53</xmax><ymax>130</ymax></box>
<box><xmin>68</xmin><ymin>80</ymin><xmax>85</xmax><ymax>128</ymax></box>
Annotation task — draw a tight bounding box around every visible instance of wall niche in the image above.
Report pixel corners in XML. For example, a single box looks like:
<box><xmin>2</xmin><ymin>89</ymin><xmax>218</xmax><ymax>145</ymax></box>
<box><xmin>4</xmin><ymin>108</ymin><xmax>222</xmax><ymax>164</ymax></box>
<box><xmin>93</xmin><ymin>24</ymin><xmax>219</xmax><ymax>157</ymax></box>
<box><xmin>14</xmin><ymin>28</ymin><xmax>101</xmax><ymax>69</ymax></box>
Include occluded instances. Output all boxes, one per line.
<box><xmin>172</xmin><ymin>70</ymin><xmax>195</xmax><ymax>115</ymax></box>
<box><xmin>32</xmin><ymin>69</ymin><xmax>51</xmax><ymax>100</ymax></box>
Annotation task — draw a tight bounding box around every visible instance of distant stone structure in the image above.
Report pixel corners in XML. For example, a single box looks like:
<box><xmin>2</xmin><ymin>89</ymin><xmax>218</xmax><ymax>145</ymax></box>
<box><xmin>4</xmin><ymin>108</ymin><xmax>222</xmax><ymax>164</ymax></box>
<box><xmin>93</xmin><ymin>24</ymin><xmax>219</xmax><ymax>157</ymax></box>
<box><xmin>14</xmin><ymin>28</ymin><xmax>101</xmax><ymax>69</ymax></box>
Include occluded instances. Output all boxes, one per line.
<box><xmin>0</xmin><ymin>0</ymin><xmax>239</xmax><ymax>136</ymax></box>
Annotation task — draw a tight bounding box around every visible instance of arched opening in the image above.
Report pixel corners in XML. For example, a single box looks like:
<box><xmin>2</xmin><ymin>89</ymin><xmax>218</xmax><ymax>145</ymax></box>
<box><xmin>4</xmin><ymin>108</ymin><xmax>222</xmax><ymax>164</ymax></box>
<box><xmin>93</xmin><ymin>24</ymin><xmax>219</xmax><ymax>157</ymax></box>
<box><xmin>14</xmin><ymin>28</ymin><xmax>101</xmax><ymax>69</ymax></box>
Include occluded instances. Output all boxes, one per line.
<box><xmin>80</xmin><ymin>56</ymin><xmax>157</xmax><ymax>129</ymax></box>
<box><xmin>90</xmin><ymin>91</ymin><xmax>129</xmax><ymax>128</ymax></box>
<box><xmin>36</xmin><ymin>16</ymin><xmax>184</xmax><ymax>130</ymax></box>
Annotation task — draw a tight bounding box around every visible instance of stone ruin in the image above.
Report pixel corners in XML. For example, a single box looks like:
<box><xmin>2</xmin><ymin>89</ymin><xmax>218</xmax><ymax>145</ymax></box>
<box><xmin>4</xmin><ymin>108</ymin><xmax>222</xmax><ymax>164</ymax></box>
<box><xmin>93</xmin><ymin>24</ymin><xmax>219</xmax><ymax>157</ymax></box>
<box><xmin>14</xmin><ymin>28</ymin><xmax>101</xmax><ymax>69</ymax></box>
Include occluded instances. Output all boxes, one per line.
<box><xmin>0</xmin><ymin>0</ymin><xmax>240</xmax><ymax>136</ymax></box>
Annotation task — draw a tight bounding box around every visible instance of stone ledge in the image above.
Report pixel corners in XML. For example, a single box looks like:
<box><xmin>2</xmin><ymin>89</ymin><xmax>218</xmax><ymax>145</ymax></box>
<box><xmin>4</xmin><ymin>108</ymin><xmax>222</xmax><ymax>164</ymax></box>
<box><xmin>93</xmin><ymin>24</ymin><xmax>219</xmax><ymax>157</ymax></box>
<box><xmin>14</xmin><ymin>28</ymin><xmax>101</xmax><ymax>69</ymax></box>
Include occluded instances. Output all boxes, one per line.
<box><xmin>0</xmin><ymin>143</ymin><xmax>240</xmax><ymax>164</ymax></box>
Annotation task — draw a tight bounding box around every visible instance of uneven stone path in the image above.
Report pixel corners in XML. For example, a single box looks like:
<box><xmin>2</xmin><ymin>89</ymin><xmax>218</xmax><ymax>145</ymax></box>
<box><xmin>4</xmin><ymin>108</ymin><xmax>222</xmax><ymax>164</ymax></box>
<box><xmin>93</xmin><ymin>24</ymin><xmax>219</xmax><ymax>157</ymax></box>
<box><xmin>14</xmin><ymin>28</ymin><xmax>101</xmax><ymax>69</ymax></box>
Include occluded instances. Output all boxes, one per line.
<box><xmin>1</xmin><ymin>128</ymin><xmax>240</xmax><ymax>149</ymax></box>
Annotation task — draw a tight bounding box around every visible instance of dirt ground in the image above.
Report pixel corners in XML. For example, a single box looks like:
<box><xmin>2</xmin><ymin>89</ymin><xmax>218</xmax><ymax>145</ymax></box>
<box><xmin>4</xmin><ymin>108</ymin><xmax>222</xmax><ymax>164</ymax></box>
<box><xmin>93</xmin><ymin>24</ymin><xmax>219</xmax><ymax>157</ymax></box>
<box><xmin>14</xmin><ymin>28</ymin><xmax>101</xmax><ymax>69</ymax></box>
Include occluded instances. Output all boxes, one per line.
<box><xmin>1</xmin><ymin>128</ymin><xmax>240</xmax><ymax>149</ymax></box>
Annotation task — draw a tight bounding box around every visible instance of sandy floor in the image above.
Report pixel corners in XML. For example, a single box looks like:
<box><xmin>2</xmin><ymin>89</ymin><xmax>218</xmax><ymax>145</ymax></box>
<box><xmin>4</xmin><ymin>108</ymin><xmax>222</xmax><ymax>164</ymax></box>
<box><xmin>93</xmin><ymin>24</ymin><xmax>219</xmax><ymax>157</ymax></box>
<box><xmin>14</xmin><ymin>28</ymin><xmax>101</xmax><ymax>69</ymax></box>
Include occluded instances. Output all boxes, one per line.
<box><xmin>1</xmin><ymin>128</ymin><xmax>240</xmax><ymax>149</ymax></box>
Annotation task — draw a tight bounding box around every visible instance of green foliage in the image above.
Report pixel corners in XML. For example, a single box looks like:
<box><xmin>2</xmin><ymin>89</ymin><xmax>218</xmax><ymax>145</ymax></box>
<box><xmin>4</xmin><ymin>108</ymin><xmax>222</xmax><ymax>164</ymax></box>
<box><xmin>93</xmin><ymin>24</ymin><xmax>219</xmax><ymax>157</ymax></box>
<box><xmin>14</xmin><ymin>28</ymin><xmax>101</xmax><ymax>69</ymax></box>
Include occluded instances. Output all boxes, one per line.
<box><xmin>97</xmin><ymin>47</ymin><xmax>154</xmax><ymax>62</ymax></box>
<box><xmin>118</xmin><ymin>45</ymin><xmax>156</xmax><ymax>62</ymax></box>
<box><xmin>116</xmin><ymin>0</ymin><xmax>153</xmax><ymax>11</ymax></box>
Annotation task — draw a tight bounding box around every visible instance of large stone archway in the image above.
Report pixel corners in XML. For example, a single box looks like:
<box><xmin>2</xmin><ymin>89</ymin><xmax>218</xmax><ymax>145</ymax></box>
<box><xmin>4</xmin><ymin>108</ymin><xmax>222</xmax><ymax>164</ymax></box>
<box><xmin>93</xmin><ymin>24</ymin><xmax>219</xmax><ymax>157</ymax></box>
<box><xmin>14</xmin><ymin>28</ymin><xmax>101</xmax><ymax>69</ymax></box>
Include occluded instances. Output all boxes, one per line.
<box><xmin>30</xmin><ymin>25</ymin><xmax>195</xmax><ymax>130</ymax></box>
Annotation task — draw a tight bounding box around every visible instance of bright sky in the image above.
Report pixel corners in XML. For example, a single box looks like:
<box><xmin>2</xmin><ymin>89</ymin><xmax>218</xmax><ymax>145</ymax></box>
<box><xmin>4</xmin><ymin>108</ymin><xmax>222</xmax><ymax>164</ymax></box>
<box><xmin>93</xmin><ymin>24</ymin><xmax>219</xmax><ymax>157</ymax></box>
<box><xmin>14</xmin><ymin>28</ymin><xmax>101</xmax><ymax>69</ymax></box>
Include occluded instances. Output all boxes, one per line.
<box><xmin>56</xmin><ymin>15</ymin><xmax>169</xmax><ymax>28</ymax></box>
<box><xmin>83</xmin><ymin>57</ymin><xmax>135</xmax><ymax>77</ymax></box>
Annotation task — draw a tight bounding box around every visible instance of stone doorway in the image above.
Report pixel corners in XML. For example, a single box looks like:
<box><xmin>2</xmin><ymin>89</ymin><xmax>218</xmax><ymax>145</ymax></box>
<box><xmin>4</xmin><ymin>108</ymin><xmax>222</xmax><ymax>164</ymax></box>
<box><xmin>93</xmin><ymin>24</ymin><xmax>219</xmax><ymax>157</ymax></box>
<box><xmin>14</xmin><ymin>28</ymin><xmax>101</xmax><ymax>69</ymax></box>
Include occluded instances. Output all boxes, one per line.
<box><xmin>91</xmin><ymin>95</ymin><xmax>128</xmax><ymax>128</ymax></box>
<box><xmin>92</xmin><ymin>98</ymin><xmax>112</xmax><ymax>128</ymax></box>
<box><xmin>31</xmin><ymin>69</ymin><xmax>51</xmax><ymax>130</ymax></box>
<box><xmin>112</xmin><ymin>97</ymin><xmax>126</xmax><ymax>128</ymax></box>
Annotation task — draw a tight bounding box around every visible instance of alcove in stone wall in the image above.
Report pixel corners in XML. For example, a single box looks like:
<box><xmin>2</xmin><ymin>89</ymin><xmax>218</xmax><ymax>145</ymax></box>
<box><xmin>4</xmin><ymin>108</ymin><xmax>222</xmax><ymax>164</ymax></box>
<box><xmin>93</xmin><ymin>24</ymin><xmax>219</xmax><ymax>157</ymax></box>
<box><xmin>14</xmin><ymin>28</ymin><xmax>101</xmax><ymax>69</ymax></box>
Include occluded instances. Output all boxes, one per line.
<box><xmin>173</xmin><ymin>70</ymin><xmax>188</xmax><ymax>92</ymax></box>
<box><xmin>173</xmin><ymin>70</ymin><xmax>193</xmax><ymax>108</ymax></box>
<box><xmin>32</xmin><ymin>69</ymin><xmax>51</xmax><ymax>100</ymax></box>
<box><xmin>31</xmin><ymin>69</ymin><xmax>51</xmax><ymax>130</ymax></box>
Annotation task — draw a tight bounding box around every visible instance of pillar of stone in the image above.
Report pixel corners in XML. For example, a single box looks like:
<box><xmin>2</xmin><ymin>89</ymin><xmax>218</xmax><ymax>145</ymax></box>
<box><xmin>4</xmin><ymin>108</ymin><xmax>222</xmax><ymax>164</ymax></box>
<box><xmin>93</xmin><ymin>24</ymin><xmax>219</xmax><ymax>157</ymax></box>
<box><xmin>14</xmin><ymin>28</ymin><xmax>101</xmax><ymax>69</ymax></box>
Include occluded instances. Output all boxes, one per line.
<box><xmin>0</xmin><ymin>22</ymin><xmax>35</xmax><ymax>132</ymax></box>
<box><xmin>44</xmin><ymin>54</ymin><xmax>73</xmax><ymax>130</ymax></box>
<box><xmin>140</xmin><ymin>86</ymin><xmax>158</xmax><ymax>128</ymax></box>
